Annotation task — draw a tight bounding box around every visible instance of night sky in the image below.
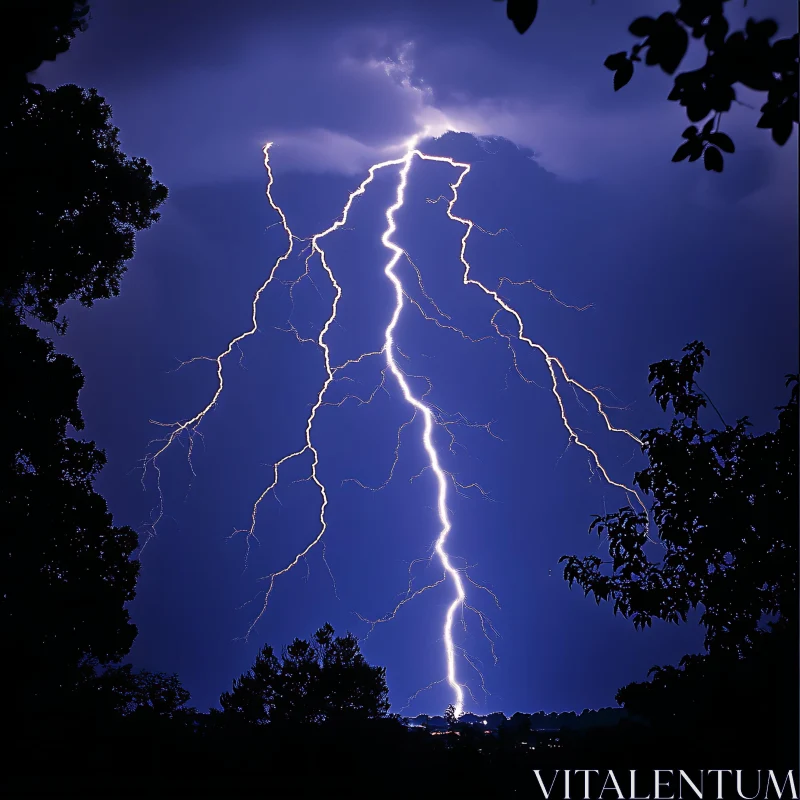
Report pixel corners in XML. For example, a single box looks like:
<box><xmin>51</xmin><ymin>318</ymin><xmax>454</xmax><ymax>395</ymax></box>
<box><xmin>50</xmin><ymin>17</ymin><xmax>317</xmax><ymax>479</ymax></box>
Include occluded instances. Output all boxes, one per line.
<box><xmin>36</xmin><ymin>0</ymin><xmax>797</xmax><ymax>717</ymax></box>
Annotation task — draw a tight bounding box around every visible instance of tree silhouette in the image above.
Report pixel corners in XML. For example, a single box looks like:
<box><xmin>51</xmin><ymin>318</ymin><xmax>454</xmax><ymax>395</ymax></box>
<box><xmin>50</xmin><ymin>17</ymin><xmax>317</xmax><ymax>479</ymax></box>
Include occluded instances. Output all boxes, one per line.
<box><xmin>614</xmin><ymin>616</ymin><xmax>798</xmax><ymax>764</ymax></box>
<box><xmin>493</xmin><ymin>0</ymin><xmax>799</xmax><ymax>171</ymax></box>
<box><xmin>499</xmin><ymin>711</ymin><xmax>532</xmax><ymax>748</ymax></box>
<box><xmin>88</xmin><ymin>664</ymin><xmax>193</xmax><ymax>720</ymax></box>
<box><xmin>2</xmin><ymin>308</ymin><xmax>140</xmax><ymax>716</ymax></box>
<box><xmin>2</xmin><ymin>1</ymin><xmax>90</xmax><ymax>97</ymax></box>
<box><xmin>2</xmin><ymin>84</ymin><xmax>168</xmax><ymax>332</ymax></box>
<box><xmin>558</xmin><ymin>344</ymin><xmax>798</xmax><ymax>766</ymax></box>
<box><xmin>220</xmin><ymin>623</ymin><xmax>390</xmax><ymax>726</ymax></box>
<box><xmin>561</xmin><ymin>342</ymin><xmax>798</xmax><ymax>655</ymax></box>
<box><xmin>1</xmin><ymin>3</ymin><xmax>166</xmax><ymax>719</ymax></box>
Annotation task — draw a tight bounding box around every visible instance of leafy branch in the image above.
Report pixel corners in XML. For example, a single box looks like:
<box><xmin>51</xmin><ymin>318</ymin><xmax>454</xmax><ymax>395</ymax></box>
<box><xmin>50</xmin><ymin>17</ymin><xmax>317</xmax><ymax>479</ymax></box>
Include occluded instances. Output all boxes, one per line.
<box><xmin>496</xmin><ymin>0</ymin><xmax>799</xmax><ymax>172</ymax></box>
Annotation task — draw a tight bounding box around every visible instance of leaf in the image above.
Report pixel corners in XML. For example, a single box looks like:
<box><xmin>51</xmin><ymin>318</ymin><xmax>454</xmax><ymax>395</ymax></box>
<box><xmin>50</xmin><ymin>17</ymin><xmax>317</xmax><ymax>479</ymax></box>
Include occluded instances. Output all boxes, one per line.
<box><xmin>746</xmin><ymin>18</ymin><xmax>779</xmax><ymax>42</ymax></box>
<box><xmin>708</xmin><ymin>82</ymin><xmax>735</xmax><ymax>114</ymax></box>
<box><xmin>703</xmin><ymin>145</ymin><xmax>724</xmax><ymax>172</ymax></box>
<box><xmin>702</xmin><ymin>118</ymin><xmax>715</xmax><ymax>137</ymax></box>
<box><xmin>704</xmin><ymin>15</ymin><xmax>729</xmax><ymax>52</ymax></box>
<box><xmin>707</xmin><ymin>132</ymin><xmax>735</xmax><ymax>153</ymax></box>
<box><xmin>658</xmin><ymin>16</ymin><xmax>689</xmax><ymax>75</ymax></box>
<box><xmin>629</xmin><ymin>16</ymin><xmax>656</xmax><ymax>38</ymax></box>
<box><xmin>613</xmin><ymin>59</ymin><xmax>634</xmax><ymax>91</ymax></box>
<box><xmin>672</xmin><ymin>141</ymin><xmax>694</xmax><ymax>162</ymax></box>
<box><xmin>756</xmin><ymin>109</ymin><xmax>775</xmax><ymax>129</ymax></box>
<box><xmin>771</xmin><ymin>119</ymin><xmax>794</xmax><ymax>146</ymax></box>
<box><xmin>506</xmin><ymin>0</ymin><xmax>538</xmax><ymax>34</ymax></box>
<box><xmin>687</xmin><ymin>97</ymin><xmax>713</xmax><ymax>122</ymax></box>
<box><xmin>772</xmin><ymin>35</ymin><xmax>799</xmax><ymax>72</ymax></box>
<box><xmin>604</xmin><ymin>51</ymin><xmax>628</xmax><ymax>71</ymax></box>
<box><xmin>682</xmin><ymin>125</ymin><xmax>698</xmax><ymax>139</ymax></box>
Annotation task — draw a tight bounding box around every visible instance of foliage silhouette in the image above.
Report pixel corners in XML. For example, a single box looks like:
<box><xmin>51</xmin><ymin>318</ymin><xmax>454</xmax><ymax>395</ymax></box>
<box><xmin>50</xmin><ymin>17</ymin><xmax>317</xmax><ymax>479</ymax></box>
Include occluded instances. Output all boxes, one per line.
<box><xmin>499</xmin><ymin>710</ymin><xmax>533</xmax><ymax>746</ymax></box>
<box><xmin>496</xmin><ymin>0</ymin><xmax>538</xmax><ymax>34</ymax></box>
<box><xmin>1</xmin><ymin>84</ymin><xmax>168</xmax><ymax>332</ymax></box>
<box><xmin>615</xmin><ymin>617</ymin><xmax>798</xmax><ymax>765</ymax></box>
<box><xmin>2</xmin><ymin>1</ymin><xmax>90</xmax><ymax>96</ymax></box>
<box><xmin>219</xmin><ymin>623</ymin><xmax>391</xmax><ymax>726</ymax></box>
<box><xmin>86</xmin><ymin>664</ymin><xmax>193</xmax><ymax>721</ymax></box>
<box><xmin>1</xmin><ymin>2</ymin><xmax>164</xmax><ymax>720</ymax></box>
<box><xmin>558</xmin><ymin>345</ymin><xmax>798</xmax><ymax>779</ymax></box>
<box><xmin>2</xmin><ymin>307</ymin><xmax>140</xmax><ymax>717</ymax></box>
<box><xmin>495</xmin><ymin>0</ymin><xmax>799</xmax><ymax>171</ymax></box>
<box><xmin>561</xmin><ymin>341</ymin><xmax>798</xmax><ymax>655</ymax></box>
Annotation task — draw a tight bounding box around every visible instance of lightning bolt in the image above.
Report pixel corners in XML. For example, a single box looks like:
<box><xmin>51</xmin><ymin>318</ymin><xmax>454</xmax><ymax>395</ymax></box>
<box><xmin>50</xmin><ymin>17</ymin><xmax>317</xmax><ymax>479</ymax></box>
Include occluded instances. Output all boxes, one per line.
<box><xmin>142</xmin><ymin>130</ymin><xmax>647</xmax><ymax>719</ymax></box>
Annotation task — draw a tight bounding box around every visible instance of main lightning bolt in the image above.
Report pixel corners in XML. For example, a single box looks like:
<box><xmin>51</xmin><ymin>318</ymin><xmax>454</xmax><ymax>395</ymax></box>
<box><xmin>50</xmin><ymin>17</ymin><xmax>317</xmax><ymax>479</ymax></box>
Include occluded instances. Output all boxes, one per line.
<box><xmin>379</xmin><ymin>138</ymin><xmax>469</xmax><ymax>715</ymax></box>
<box><xmin>142</xmin><ymin>131</ymin><xmax>646</xmax><ymax>718</ymax></box>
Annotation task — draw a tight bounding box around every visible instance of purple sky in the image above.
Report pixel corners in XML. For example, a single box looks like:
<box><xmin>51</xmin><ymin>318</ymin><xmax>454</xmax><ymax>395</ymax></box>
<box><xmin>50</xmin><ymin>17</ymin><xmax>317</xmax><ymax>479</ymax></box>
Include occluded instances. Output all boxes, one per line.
<box><xmin>37</xmin><ymin>0</ymin><xmax>797</xmax><ymax>716</ymax></box>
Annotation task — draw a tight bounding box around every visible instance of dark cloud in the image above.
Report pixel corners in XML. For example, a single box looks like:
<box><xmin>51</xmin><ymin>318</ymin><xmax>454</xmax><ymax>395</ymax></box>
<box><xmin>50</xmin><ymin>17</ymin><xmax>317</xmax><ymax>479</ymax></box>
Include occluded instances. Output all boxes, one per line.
<box><xmin>36</xmin><ymin>0</ymin><xmax>796</xmax><ymax>194</ymax></box>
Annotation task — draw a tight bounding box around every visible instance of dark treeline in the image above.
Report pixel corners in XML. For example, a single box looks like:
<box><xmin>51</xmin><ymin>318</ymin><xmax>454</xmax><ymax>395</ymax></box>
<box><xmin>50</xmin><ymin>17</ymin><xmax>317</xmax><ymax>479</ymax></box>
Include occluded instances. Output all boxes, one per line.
<box><xmin>3</xmin><ymin>3</ymin><xmax>797</xmax><ymax>795</ymax></box>
<box><xmin>408</xmin><ymin>706</ymin><xmax>630</xmax><ymax>733</ymax></box>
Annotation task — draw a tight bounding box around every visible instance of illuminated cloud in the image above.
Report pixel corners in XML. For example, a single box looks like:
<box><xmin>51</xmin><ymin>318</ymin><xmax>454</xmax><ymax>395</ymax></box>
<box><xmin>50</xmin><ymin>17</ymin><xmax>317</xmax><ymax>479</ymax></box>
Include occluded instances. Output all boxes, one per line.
<box><xmin>36</xmin><ymin>0</ymin><xmax>796</xmax><ymax>197</ymax></box>
<box><xmin>263</xmin><ymin>37</ymin><xmax>682</xmax><ymax>183</ymax></box>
